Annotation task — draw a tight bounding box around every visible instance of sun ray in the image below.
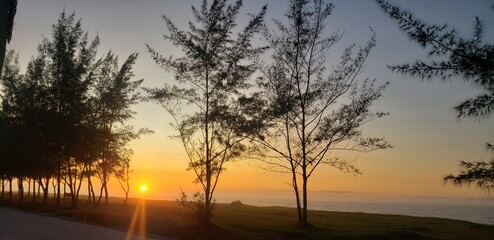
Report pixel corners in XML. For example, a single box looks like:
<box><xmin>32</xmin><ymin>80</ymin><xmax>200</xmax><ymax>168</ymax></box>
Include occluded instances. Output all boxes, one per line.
<box><xmin>126</xmin><ymin>198</ymin><xmax>147</xmax><ymax>240</ymax></box>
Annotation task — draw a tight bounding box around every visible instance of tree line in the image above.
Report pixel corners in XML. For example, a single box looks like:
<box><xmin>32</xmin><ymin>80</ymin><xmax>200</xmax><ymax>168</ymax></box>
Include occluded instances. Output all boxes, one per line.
<box><xmin>0</xmin><ymin>11</ymin><xmax>149</xmax><ymax>208</ymax></box>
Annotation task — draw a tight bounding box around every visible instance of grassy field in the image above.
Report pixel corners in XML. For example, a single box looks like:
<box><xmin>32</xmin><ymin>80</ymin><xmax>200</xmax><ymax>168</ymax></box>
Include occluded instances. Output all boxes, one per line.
<box><xmin>1</xmin><ymin>195</ymin><xmax>493</xmax><ymax>240</ymax></box>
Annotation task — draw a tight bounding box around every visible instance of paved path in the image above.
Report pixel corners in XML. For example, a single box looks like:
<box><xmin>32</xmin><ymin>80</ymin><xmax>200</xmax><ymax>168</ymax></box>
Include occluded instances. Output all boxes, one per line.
<box><xmin>0</xmin><ymin>207</ymin><xmax>168</xmax><ymax>240</ymax></box>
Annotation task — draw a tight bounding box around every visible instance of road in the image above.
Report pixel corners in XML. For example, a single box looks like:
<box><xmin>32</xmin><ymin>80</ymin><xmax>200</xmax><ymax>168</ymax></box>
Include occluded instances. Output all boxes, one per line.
<box><xmin>0</xmin><ymin>207</ymin><xmax>168</xmax><ymax>240</ymax></box>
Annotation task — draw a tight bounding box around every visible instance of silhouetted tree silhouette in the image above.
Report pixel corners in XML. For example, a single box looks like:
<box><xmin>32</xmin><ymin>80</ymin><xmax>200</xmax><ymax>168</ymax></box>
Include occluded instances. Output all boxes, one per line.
<box><xmin>0</xmin><ymin>0</ymin><xmax>17</xmax><ymax>78</ymax></box>
<box><xmin>251</xmin><ymin>0</ymin><xmax>390</xmax><ymax>224</ymax></box>
<box><xmin>0</xmin><ymin>11</ymin><xmax>147</xmax><ymax>206</ymax></box>
<box><xmin>90</xmin><ymin>52</ymin><xmax>149</xmax><ymax>206</ymax></box>
<box><xmin>116</xmin><ymin>156</ymin><xmax>132</xmax><ymax>205</ymax></box>
<box><xmin>37</xmin><ymin>11</ymin><xmax>100</xmax><ymax>208</ymax></box>
<box><xmin>376</xmin><ymin>0</ymin><xmax>493</xmax><ymax>193</ymax></box>
<box><xmin>0</xmin><ymin>48</ymin><xmax>66</xmax><ymax>204</ymax></box>
<box><xmin>376</xmin><ymin>0</ymin><xmax>493</xmax><ymax>119</ymax></box>
<box><xmin>1</xmin><ymin>49</ymin><xmax>59</xmax><ymax>204</ymax></box>
<box><xmin>444</xmin><ymin>144</ymin><xmax>494</xmax><ymax>192</ymax></box>
<box><xmin>146</xmin><ymin>0</ymin><xmax>266</xmax><ymax>225</ymax></box>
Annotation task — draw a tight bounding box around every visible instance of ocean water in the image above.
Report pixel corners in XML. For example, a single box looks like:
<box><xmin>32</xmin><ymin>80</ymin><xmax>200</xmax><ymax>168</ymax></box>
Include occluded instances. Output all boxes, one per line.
<box><xmin>208</xmin><ymin>191</ymin><xmax>494</xmax><ymax>225</ymax></box>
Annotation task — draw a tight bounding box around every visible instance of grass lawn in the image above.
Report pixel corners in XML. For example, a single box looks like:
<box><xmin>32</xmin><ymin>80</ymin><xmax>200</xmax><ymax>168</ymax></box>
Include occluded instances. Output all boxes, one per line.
<box><xmin>1</xmin><ymin>195</ymin><xmax>493</xmax><ymax>240</ymax></box>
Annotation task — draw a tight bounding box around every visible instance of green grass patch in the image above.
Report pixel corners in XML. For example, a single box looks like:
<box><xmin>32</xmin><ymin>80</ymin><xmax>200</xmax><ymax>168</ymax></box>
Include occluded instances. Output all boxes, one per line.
<box><xmin>1</xmin><ymin>195</ymin><xmax>493</xmax><ymax>239</ymax></box>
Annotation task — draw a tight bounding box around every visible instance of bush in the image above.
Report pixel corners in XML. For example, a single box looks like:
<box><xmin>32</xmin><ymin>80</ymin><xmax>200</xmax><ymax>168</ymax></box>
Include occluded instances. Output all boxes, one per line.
<box><xmin>177</xmin><ymin>191</ymin><xmax>214</xmax><ymax>226</ymax></box>
<box><xmin>230</xmin><ymin>200</ymin><xmax>244</xmax><ymax>206</ymax></box>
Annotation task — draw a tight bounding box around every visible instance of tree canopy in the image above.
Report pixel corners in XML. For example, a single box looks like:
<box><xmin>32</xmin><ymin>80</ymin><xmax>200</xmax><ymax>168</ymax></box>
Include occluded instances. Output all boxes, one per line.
<box><xmin>0</xmin><ymin>10</ymin><xmax>147</xmax><ymax>206</ymax></box>
<box><xmin>0</xmin><ymin>0</ymin><xmax>17</xmax><ymax>78</ymax></box>
<box><xmin>250</xmin><ymin>0</ymin><xmax>390</xmax><ymax>224</ymax></box>
<box><xmin>146</xmin><ymin>0</ymin><xmax>266</xmax><ymax>225</ymax></box>
<box><xmin>376</xmin><ymin>0</ymin><xmax>494</xmax><ymax>119</ymax></box>
<box><xmin>376</xmin><ymin>0</ymin><xmax>493</xmax><ymax>193</ymax></box>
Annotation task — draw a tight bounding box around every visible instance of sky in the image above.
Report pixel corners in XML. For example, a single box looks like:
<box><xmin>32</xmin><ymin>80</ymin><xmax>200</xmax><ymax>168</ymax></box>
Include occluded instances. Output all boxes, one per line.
<box><xmin>8</xmin><ymin>0</ymin><xmax>494</xmax><ymax>200</ymax></box>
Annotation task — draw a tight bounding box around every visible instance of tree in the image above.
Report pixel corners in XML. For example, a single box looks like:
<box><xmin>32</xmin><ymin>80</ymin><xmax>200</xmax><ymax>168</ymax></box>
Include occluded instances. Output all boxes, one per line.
<box><xmin>375</xmin><ymin>0</ymin><xmax>493</xmax><ymax>192</ymax></box>
<box><xmin>444</xmin><ymin>144</ymin><xmax>494</xmax><ymax>193</ymax></box>
<box><xmin>146</xmin><ymin>0</ymin><xmax>266</xmax><ymax>225</ymax></box>
<box><xmin>0</xmin><ymin>49</ymin><xmax>21</xmax><ymax>201</ymax></box>
<box><xmin>252</xmin><ymin>0</ymin><xmax>390</xmax><ymax>224</ymax></box>
<box><xmin>0</xmin><ymin>11</ymin><xmax>147</xmax><ymax>207</ymax></box>
<box><xmin>89</xmin><ymin>52</ymin><xmax>148</xmax><ymax>206</ymax></box>
<box><xmin>116</xmin><ymin>155</ymin><xmax>132</xmax><ymax>205</ymax></box>
<box><xmin>375</xmin><ymin>0</ymin><xmax>493</xmax><ymax>119</ymax></box>
<box><xmin>39</xmin><ymin>11</ymin><xmax>100</xmax><ymax>208</ymax></box>
<box><xmin>0</xmin><ymin>0</ymin><xmax>17</xmax><ymax>78</ymax></box>
<box><xmin>0</xmin><ymin>49</ymin><xmax>55</xmax><ymax>204</ymax></box>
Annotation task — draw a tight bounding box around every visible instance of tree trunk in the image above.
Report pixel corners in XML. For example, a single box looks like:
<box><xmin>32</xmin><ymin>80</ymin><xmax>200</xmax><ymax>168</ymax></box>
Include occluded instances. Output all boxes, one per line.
<box><xmin>87</xmin><ymin>170</ymin><xmax>95</xmax><ymax>204</ymax></box>
<box><xmin>8</xmin><ymin>178</ymin><xmax>12</xmax><ymax>200</ymax></box>
<box><xmin>292</xmin><ymin>172</ymin><xmax>302</xmax><ymax>222</ymax></box>
<box><xmin>123</xmin><ymin>186</ymin><xmax>129</xmax><ymax>204</ymax></box>
<box><xmin>123</xmin><ymin>172</ymin><xmax>130</xmax><ymax>204</ymax></box>
<box><xmin>56</xmin><ymin>158</ymin><xmax>61</xmax><ymax>208</ymax></box>
<box><xmin>87</xmin><ymin>166</ymin><xmax>91</xmax><ymax>202</ymax></box>
<box><xmin>96</xmin><ymin>184</ymin><xmax>104</xmax><ymax>207</ymax></box>
<box><xmin>51</xmin><ymin>179</ymin><xmax>56</xmax><ymax>199</ymax></box>
<box><xmin>89</xmin><ymin>179</ymin><xmax>96</xmax><ymax>207</ymax></box>
<box><xmin>104</xmin><ymin>184</ymin><xmax>108</xmax><ymax>205</ymax></box>
<box><xmin>41</xmin><ymin>177</ymin><xmax>49</xmax><ymax>205</ymax></box>
<box><xmin>27</xmin><ymin>178</ymin><xmax>31</xmax><ymax>197</ymax></box>
<box><xmin>1</xmin><ymin>178</ymin><xmax>4</xmax><ymax>198</ymax></box>
<box><xmin>302</xmin><ymin>174</ymin><xmax>308</xmax><ymax>224</ymax></box>
<box><xmin>203</xmin><ymin>68</ymin><xmax>213</xmax><ymax>225</ymax></box>
<box><xmin>66</xmin><ymin>158</ymin><xmax>77</xmax><ymax>207</ymax></box>
<box><xmin>43</xmin><ymin>186</ymin><xmax>48</xmax><ymax>205</ymax></box>
<box><xmin>18</xmin><ymin>178</ymin><xmax>23</xmax><ymax>202</ymax></box>
<box><xmin>101</xmin><ymin>159</ymin><xmax>109</xmax><ymax>205</ymax></box>
<box><xmin>0</xmin><ymin>0</ymin><xmax>8</xmax><ymax>78</ymax></box>
<box><xmin>74</xmin><ymin>168</ymin><xmax>85</xmax><ymax>207</ymax></box>
<box><xmin>32</xmin><ymin>178</ymin><xmax>36</xmax><ymax>203</ymax></box>
<box><xmin>205</xmin><ymin>163</ymin><xmax>211</xmax><ymax>224</ymax></box>
<box><xmin>87</xmin><ymin>179</ymin><xmax>91</xmax><ymax>202</ymax></box>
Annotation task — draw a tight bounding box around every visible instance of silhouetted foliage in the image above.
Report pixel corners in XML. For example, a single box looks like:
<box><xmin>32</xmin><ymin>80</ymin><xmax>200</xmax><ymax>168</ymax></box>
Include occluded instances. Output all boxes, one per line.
<box><xmin>115</xmin><ymin>157</ymin><xmax>132</xmax><ymax>205</ymax></box>
<box><xmin>40</xmin><ymin>10</ymin><xmax>102</xmax><ymax>208</ymax></box>
<box><xmin>375</xmin><ymin>0</ymin><xmax>494</xmax><ymax>119</ymax></box>
<box><xmin>0</xmin><ymin>11</ymin><xmax>148</xmax><ymax>206</ymax></box>
<box><xmin>376</xmin><ymin>0</ymin><xmax>494</xmax><ymax>193</ymax></box>
<box><xmin>0</xmin><ymin>50</ymin><xmax>58</xmax><ymax>204</ymax></box>
<box><xmin>0</xmin><ymin>0</ymin><xmax>17</xmax><ymax>78</ymax></box>
<box><xmin>89</xmin><ymin>52</ymin><xmax>150</xmax><ymax>206</ymax></box>
<box><xmin>251</xmin><ymin>0</ymin><xmax>390</xmax><ymax>224</ymax></box>
<box><xmin>177</xmin><ymin>190</ymin><xmax>215</xmax><ymax>225</ymax></box>
<box><xmin>444</xmin><ymin>144</ymin><xmax>494</xmax><ymax>193</ymax></box>
<box><xmin>146</xmin><ymin>0</ymin><xmax>266</xmax><ymax>225</ymax></box>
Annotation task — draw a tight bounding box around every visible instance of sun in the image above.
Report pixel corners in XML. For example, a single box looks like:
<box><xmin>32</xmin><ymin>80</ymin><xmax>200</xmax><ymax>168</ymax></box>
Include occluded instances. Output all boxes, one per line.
<box><xmin>140</xmin><ymin>185</ymin><xmax>148</xmax><ymax>192</ymax></box>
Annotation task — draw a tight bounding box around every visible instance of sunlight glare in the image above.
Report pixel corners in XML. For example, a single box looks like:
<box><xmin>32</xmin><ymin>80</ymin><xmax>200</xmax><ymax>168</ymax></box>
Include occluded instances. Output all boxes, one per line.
<box><xmin>140</xmin><ymin>185</ymin><xmax>148</xmax><ymax>192</ymax></box>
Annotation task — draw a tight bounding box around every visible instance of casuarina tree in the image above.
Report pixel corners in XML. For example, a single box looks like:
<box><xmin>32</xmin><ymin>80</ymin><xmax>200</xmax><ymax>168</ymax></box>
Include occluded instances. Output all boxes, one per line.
<box><xmin>146</xmin><ymin>0</ymin><xmax>267</xmax><ymax>225</ymax></box>
<box><xmin>251</xmin><ymin>0</ymin><xmax>390</xmax><ymax>224</ymax></box>
<box><xmin>375</xmin><ymin>0</ymin><xmax>493</xmax><ymax>193</ymax></box>
<box><xmin>444</xmin><ymin>144</ymin><xmax>494</xmax><ymax>193</ymax></box>
<box><xmin>0</xmin><ymin>0</ymin><xmax>17</xmax><ymax>78</ymax></box>
<box><xmin>0</xmin><ymin>10</ymin><xmax>148</xmax><ymax>207</ymax></box>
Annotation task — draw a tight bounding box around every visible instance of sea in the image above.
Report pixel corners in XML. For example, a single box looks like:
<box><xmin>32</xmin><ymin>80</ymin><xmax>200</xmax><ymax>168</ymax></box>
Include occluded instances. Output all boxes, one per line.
<box><xmin>162</xmin><ymin>191</ymin><xmax>494</xmax><ymax>225</ymax></box>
